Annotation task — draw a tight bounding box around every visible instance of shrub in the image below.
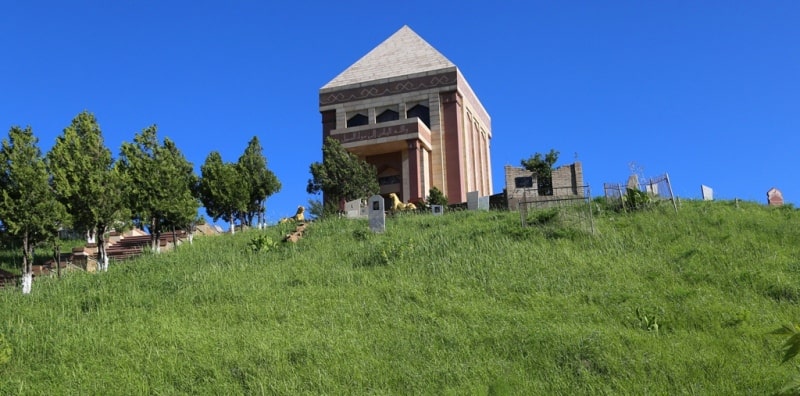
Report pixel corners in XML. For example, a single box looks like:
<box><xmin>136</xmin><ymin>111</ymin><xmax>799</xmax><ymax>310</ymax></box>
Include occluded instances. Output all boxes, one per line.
<box><xmin>248</xmin><ymin>235</ymin><xmax>278</xmax><ymax>252</ymax></box>
<box><xmin>426</xmin><ymin>186</ymin><xmax>448</xmax><ymax>207</ymax></box>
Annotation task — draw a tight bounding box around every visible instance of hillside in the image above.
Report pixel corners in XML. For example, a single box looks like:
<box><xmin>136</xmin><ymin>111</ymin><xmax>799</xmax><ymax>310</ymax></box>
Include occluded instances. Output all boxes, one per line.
<box><xmin>2</xmin><ymin>200</ymin><xmax>800</xmax><ymax>394</ymax></box>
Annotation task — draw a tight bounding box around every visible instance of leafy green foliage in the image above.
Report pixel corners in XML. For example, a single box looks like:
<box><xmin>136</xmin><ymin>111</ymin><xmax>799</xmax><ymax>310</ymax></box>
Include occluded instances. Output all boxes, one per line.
<box><xmin>625</xmin><ymin>188</ymin><xmax>652</xmax><ymax>211</ymax></box>
<box><xmin>236</xmin><ymin>137</ymin><xmax>281</xmax><ymax>227</ymax></box>
<box><xmin>772</xmin><ymin>324</ymin><xmax>800</xmax><ymax>395</ymax></box>
<box><xmin>0</xmin><ymin>126</ymin><xmax>66</xmax><ymax>280</ymax></box>
<box><xmin>47</xmin><ymin>111</ymin><xmax>129</xmax><ymax>269</ymax></box>
<box><xmin>247</xmin><ymin>234</ymin><xmax>278</xmax><ymax>253</ymax></box>
<box><xmin>521</xmin><ymin>149</ymin><xmax>559</xmax><ymax>195</ymax></box>
<box><xmin>772</xmin><ymin>324</ymin><xmax>800</xmax><ymax>364</ymax></box>
<box><xmin>198</xmin><ymin>151</ymin><xmax>248</xmax><ymax>230</ymax></box>
<box><xmin>118</xmin><ymin>126</ymin><xmax>199</xmax><ymax>250</ymax></box>
<box><xmin>426</xmin><ymin>186</ymin><xmax>448</xmax><ymax>207</ymax></box>
<box><xmin>307</xmin><ymin>137</ymin><xmax>379</xmax><ymax>208</ymax></box>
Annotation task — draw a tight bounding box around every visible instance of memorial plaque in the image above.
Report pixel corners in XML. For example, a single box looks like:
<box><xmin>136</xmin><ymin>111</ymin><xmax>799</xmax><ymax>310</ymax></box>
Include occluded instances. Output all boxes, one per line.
<box><xmin>467</xmin><ymin>191</ymin><xmax>479</xmax><ymax>210</ymax></box>
<box><xmin>368</xmin><ymin>195</ymin><xmax>385</xmax><ymax>232</ymax></box>
<box><xmin>701</xmin><ymin>185</ymin><xmax>713</xmax><ymax>201</ymax></box>
<box><xmin>478</xmin><ymin>196</ymin><xmax>490</xmax><ymax>210</ymax></box>
<box><xmin>767</xmin><ymin>187</ymin><xmax>784</xmax><ymax>206</ymax></box>
<box><xmin>431</xmin><ymin>205</ymin><xmax>443</xmax><ymax>216</ymax></box>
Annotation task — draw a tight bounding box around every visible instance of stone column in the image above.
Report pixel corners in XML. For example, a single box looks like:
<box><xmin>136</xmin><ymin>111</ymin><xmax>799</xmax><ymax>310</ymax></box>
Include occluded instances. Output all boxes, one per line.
<box><xmin>407</xmin><ymin>139</ymin><xmax>421</xmax><ymax>203</ymax></box>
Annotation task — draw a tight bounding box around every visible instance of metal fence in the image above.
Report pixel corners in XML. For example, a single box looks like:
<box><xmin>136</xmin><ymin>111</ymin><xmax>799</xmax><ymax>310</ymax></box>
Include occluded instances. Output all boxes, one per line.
<box><xmin>518</xmin><ymin>185</ymin><xmax>594</xmax><ymax>233</ymax></box>
<box><xmin>604</xmin><ymin>173</ymin><xmax>677</xmax><ymax>213</ymax></box>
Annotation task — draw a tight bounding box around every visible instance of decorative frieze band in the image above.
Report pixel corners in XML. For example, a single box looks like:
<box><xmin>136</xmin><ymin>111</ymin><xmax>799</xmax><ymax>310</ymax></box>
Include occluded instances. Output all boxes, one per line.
<box><xmin>320</xmin><ymin>71</ymin><xmax>457</xmax><ymax>106</ymax></box>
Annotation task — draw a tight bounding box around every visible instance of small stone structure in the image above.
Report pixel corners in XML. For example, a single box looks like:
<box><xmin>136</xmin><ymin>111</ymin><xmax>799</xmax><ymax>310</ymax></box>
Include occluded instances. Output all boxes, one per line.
<box><xmin>344</xmin><ymin>199</ymin><xmax>368</xmax><ymax>218</ymax></box>
<box><xmin>767</xmin><ymin>187</ymin><xmax>784</xmax><ymax>206</ymax></box>
<box><xmin>701</xmin><ymin>185</ymin><xmax>713</xmax><ymax>201</ymax></box>
<box><xmin>368</xmin><ymin>195</ymin><xmax>386</xmax><ymax>233</ymax></box>
<box><xmin>505</xmin><ymin>162</ymin><xmax>584</xmax><ymax>210</ymax></box>
<box><xmin>431</xmin><ymin>205</ymin><xmax>444</xmax><ymax>216</ymax></box>
<box><xmin>467</xmin><ymin>191</ymin><xmax>479</xmax><ymax>210</ymax></box>
<box><xmin>283</xmin><ymin>222</ymin><xmax>308</xmax><ymax>243</ymax></box>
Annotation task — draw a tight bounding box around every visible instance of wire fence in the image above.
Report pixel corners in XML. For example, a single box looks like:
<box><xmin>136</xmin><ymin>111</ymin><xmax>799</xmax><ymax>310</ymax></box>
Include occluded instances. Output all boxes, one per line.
<box><xmin>604</xmin><ymin>173</ymin><xmax>678</xmax><ymax>213</ymax></box>
<box><xmin>518</xmin><ymin>185</ymin><xmax>594</xmax><ymax>233</ymax></box>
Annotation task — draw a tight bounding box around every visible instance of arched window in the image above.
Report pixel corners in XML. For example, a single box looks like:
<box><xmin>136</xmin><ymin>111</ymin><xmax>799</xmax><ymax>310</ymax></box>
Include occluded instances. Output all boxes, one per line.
<box><xmin>376</xmin><ymin>109</ymin><xmax>399</xmax><ymax>123</ymax></box>
<box><xmin>406</xmin><ymin>104</ymin><xmax>430</xmax><ymax>128</ymax></box>
<box><xmin>346</xmin><ymin>113</ymin><xmax>368</xmax><ymax>128</ymax></box>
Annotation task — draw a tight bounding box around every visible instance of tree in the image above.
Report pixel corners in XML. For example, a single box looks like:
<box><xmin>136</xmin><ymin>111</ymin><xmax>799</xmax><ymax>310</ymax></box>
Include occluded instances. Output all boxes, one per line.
<box><xmin>47</xmin><ymin>111</ymin><xmax>128</xmax><ymax>271</ymax></box>
<box><xmin>426</xmin><ymin>186</ymin><xmax>448</xmax><ymax>207</ymax></box>
<box><xmin>197</xmin><ymin>151</ymin><xmax>248</xmax><ymax>234</ymax></box>
<box><xmin>118</xmin><ymin>126</ymin><xmax>199</xmax><ymax>252</ymax></box>
<box><xmin>521</xmin><ymin>149</ymin><xmax>560</xmax><ymax>196</ymax></box>
<box><xmin>0</xmin><ymin>126</ymin><xmax>67</xmax><ymax>293</ymax></box>
<box><xmin>236</xmin><ymin>136</ymin><xmax>281</xmax><ymax>228</ymax></box>
<box><xmin>307</xmin><ymin>137</ymin><xmax>379</xmax><ymax>211</ymax></box>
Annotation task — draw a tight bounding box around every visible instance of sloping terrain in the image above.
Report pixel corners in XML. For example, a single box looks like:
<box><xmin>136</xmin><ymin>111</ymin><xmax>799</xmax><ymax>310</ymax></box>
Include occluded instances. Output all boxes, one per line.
<box><xmin>1</xmin><ymin>200</ymin><xmax>799</xmax><ymax>394</ymax></box>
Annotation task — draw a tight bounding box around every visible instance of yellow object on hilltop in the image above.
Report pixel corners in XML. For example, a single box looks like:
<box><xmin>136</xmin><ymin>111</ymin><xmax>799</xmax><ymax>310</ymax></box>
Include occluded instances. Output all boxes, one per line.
<box><xmin>388</xmin><ymin>193</ymin><xmax>416</xmax><ymax>212</ymax></box>
<box><xmin>279</xmin><ymin>206</ymin><xmax>305</xmax><ymax>224</ymax></box>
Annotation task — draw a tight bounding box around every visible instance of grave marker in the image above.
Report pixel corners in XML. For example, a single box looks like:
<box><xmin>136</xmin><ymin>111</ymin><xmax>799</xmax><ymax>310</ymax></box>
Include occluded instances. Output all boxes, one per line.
<box><xmin>767</xmin><ymin>187</ymin><xmax>784</xmax><ymax>206</ymax></box>
<box><xmin>368</xmin><ymin>195</ymin><xmax>386</xmax><ymax>233</ymax></box>
<box><xmin>478</xmin><ymin>196</ymin><xmax>490</xmax><ymax>210</ymax></box>
<box><xmin>701</xmin><ymin>185</ymin><xmax>713</xmax><ymax>201</ymax></box>
<box><xmin>467</xmin><ymin>191</ymin><xmax>479</xmax><ymax>210</ymax></box>
<box><xmin>431</xmin><ymin>205</ymin><xmax>443</xmax><ymax>216</ymax></box>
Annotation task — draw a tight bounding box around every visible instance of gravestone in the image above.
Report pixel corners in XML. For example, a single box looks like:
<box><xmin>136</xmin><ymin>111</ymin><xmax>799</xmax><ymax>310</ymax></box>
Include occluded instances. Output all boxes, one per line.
<box><xmin>767</xmin><ymin>187</ymin><xmax>784</xmax><ymax>206</ymax></box>
<box><xmin>467</xmin><ymin>191</ymin><xmax>479</xmax><ymax>210</ymax></box>
<box><xmin>344</xmin><ymin>199</ymin><xmax>366</xmax><ymax>218</ymax></box>
<box><xmin>431</xmin><ymin>205</ymin><xmax>444</xmax><ymax>216</ymax></box>
<box><xmin>701</xmin><ymin>185</ymin><xmax>713</xmax><ymax>201</ymax></box>
<box><xmin>478</xmin><ymin>196</ymin><xmax>490</xmax><ymax>210</ymax></box>
<box><xmin>368</xmin><ymin>194</ymin><xmax>386</xmax><ymax>233</ymax></box>
<box><xmin>626</xmin><ymin>174</ymin><xmax>639</xmax><ymax>191</ymax></box>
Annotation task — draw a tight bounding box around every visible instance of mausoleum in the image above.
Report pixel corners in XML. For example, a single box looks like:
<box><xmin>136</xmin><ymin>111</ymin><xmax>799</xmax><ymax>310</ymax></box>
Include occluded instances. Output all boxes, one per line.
<box><xmin>319</xmin><ymin>26</ymin><xmax>492</xmax><ymax>205</ymax></box>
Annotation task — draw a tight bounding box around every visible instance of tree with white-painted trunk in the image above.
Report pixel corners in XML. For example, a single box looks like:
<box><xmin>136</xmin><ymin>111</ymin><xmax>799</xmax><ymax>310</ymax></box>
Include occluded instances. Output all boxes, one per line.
<box><xmin>119</xmin><ymin>126</ymin><xmax>198</xmax><ymax>252</ymax></box>
<box><xmin>236</xmin><ymin>137</ymin><xmax>281</xmax><ymax>228</ymax></box>
<box><xmin>0</xmin><ymin>126</ymin><xmax>66</xmax><ymax>293</ymax></box>
<box><xmin>47</xmin><ymin>111</ymin><xmax>129</xmax><ymax>272</ymax></box>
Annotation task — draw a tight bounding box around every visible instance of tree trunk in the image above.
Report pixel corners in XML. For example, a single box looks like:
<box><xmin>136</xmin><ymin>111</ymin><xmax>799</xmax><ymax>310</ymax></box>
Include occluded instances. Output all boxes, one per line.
<box><xmin>172</xmin><ymin>227</ymin><xmax>177</xmax><ymax>251</ymax></box>
<box><xmin>97</xmin><ymin>226</ymin><xmax>108</xmax><ymax>272</ymax></box>
<box><xmin>21</xmin><ymin>233</ymin><xmax>32</xmax><ymax>294</ymax></box>
<box><xmin>150</xmin><ymin>218</ymin><xmax>161</xmax><ymax>253</ymax></box>
<box><xmin>54</xmin><ymin>243</ymin><xmax>61</xmax><ymax>278</ymax></box>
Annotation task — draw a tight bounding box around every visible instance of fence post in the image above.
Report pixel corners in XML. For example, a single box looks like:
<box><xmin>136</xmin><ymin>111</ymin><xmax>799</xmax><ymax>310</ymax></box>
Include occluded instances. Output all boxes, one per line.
<box><xmin>665</xmin><ymin>173</ymin><xmax>678</xmax><ymax>213</ymax></box>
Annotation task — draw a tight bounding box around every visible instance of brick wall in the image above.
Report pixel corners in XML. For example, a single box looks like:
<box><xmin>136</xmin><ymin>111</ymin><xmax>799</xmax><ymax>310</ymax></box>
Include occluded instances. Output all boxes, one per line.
<box><xmin>504</xmin><ymin>162</ymin><xmax>584</xmax><ymax>210</ymax></box>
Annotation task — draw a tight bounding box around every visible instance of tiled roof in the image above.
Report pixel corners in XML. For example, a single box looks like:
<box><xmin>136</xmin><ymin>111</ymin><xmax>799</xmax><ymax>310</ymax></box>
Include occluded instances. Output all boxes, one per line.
<box><xmin>322</xmin><ymin>25</ymin><xmax>456</xmax><ymax>90</ymax></box>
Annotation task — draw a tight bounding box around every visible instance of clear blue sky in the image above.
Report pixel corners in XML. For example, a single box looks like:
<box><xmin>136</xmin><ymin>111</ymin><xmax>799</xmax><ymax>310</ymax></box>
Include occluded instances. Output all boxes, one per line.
<box><xmin>2</xmin><ymin>1</ymin><xmax>798</xmax><ymax>223</ymax></box>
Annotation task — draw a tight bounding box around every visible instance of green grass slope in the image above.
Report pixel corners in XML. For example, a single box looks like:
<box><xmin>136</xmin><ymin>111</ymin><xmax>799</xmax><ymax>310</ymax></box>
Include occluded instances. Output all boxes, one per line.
<box><xmin>2</xmin><ymin>200</ymin><xmax>800</xmax><ymax>395</ymax></box>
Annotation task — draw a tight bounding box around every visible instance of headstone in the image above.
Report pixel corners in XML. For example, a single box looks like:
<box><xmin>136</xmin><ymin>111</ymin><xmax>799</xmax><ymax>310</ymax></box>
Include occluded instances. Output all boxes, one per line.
<box><xmin>467</xmin><ymin>191</ymin><xmax>479</xmax><ymax>210</ymax></box>
<box><xmin>701</xmin><ymin>185</ymin><xmax>713</xmax><ymax>201</ymax></box>
<box><xmin>344</xmin><ymin>199</ymin><xmax>365</xmax><ymax>218</ymax></box>
<box><xmin>626</xmin><ymin>174</ymin><xmax>639</xmax><ymax>191</ymax></box>
<box><xmin>478</xmin><ymin>196</ymin><xmax>490</xmax><ymax>210</ymax></box>
<box><xmin>767</xmin><ymin>187</ymin><xmax>784</xmax><ymax>206</ymax></box>
<box><xmin>431</xmin><ymin>205</ymin><xmax>444</xmax><ymax>216</ymax></box>
<box><xmin>645</xmin><ymin>183</ymin><xmax>658</xmax><ymax>196</ymax></box>
<box><xmin>368</xmin><ymin>195</ymin><xmax>385</xmax><ymax>233</ymax></box>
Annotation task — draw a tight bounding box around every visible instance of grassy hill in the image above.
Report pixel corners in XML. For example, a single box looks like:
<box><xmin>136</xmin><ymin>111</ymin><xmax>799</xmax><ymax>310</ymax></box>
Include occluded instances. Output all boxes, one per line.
<box><xmin>2</xmin><ymin>200</ymin><xmax>800</xmax><ymax>394</ymax></box>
